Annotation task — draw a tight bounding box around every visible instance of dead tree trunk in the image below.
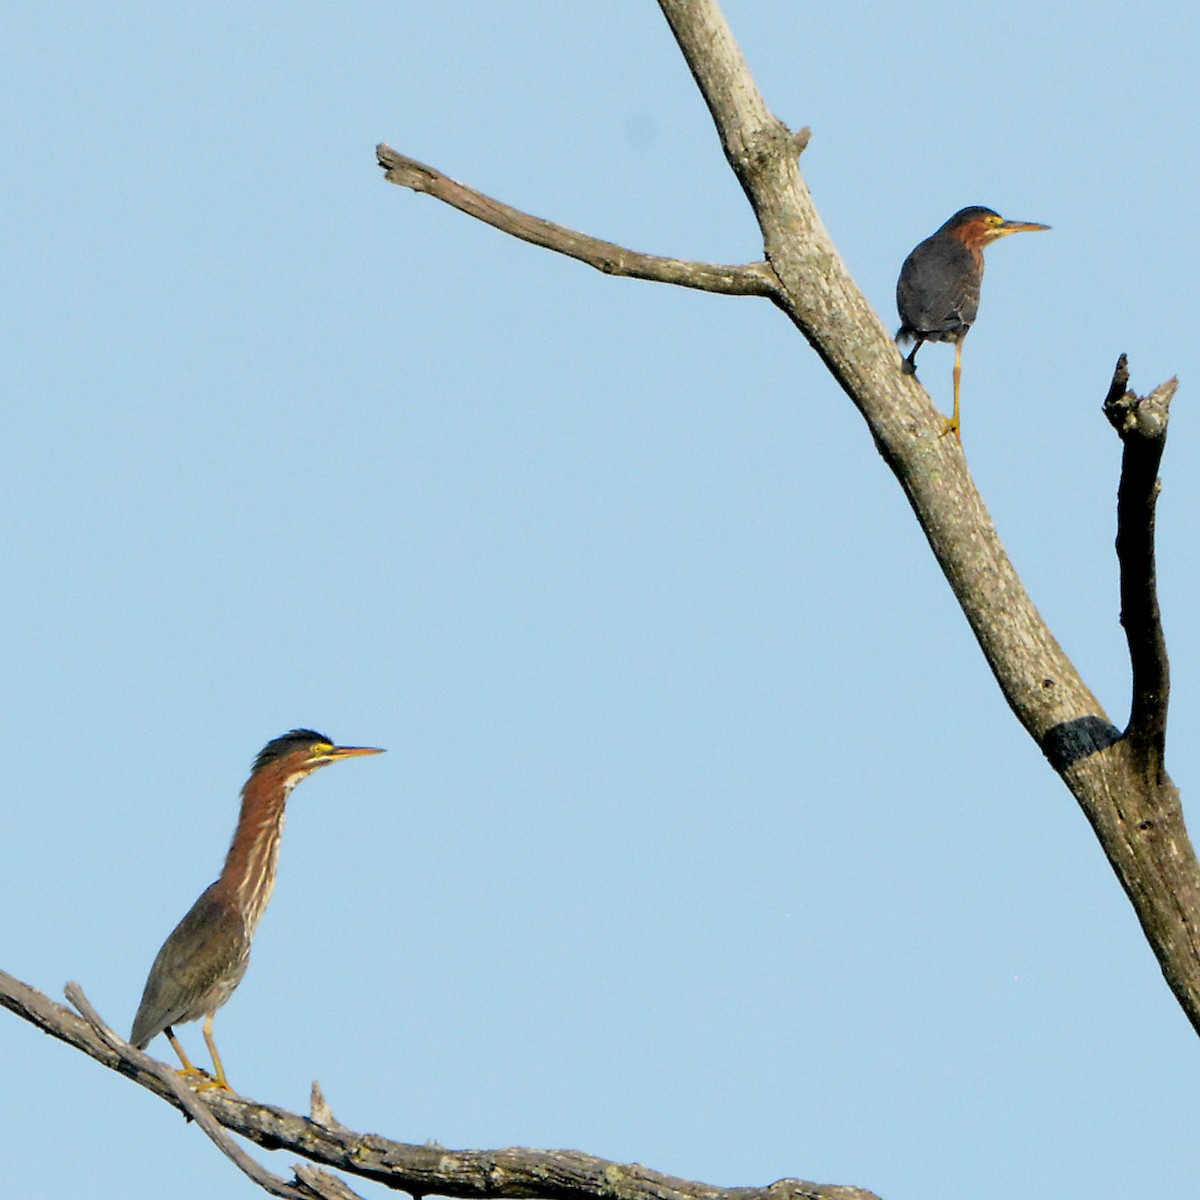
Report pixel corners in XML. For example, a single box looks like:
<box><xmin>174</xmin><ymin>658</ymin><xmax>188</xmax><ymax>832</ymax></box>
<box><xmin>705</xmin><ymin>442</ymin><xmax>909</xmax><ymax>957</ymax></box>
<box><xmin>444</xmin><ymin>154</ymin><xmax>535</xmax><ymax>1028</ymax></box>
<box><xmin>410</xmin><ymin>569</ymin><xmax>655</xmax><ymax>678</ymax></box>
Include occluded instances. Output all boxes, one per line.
<box><xmin>4</xmin><ymin>3</ymin><xmax>1191</xmax><ymax>1199</ymax></box>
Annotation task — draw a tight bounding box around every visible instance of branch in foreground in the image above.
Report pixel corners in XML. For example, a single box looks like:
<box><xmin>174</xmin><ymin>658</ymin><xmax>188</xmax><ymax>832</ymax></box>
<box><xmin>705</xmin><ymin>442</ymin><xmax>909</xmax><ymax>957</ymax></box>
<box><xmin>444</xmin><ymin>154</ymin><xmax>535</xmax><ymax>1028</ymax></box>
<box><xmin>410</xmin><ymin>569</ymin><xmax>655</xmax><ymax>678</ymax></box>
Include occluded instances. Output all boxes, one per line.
<box><xmin>1103</xmin><ymin>353</ymin><xmax>1177</xmax><ymax>764</ymax></box>
<box><xmin>375</xmin><ymin>145</ymin><xmax>780</xmax><ymax>299</ymax></box>
<box><xmin>2</xmin><ymin>970</ymin><xmax>881</xmax><ymax>1200</ymax></box>
<box><xmin>65</xmin><ymin>982</ymin><xmax>356</xmax><ymax>1200</ymax></box>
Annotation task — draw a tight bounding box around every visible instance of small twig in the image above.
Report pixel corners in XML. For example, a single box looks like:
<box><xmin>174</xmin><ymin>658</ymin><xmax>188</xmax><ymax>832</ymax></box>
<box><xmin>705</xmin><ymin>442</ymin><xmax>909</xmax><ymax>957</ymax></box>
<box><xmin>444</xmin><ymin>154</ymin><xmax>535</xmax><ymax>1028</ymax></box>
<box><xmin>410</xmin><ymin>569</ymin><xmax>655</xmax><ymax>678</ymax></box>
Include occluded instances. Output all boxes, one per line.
<box><xmin>293</xmin><ymin>1163</ymin><xmax>369</xmax><ymax>1200</ymax></box>
<box><xmin>64</xmin><ymin>982</ymin><xmax>309</xmax><ymax>1200</ymax></box>
<box><xmin>1102</xmin><ymin>355</ymin><xmax>1178</xmax><ymax>769</ymax></box>
<box><xmin>375</xmin><ymin>144</ymin><xmax>781</xmax><ymax>299</ymax></box>
<box><xmin>310</xmin><ymin>1080</ymin><xmax>350</xmax><ymax>1132</ymax></box>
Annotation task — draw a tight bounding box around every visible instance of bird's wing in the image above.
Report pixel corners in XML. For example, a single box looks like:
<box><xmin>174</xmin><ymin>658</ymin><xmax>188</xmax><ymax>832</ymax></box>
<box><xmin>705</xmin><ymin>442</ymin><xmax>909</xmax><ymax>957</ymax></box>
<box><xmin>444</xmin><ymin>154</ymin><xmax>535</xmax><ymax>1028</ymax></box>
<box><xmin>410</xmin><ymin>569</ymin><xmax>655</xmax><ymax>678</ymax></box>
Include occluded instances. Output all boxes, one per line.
<box><xmin>130</xmin><ymin>883</ymin><xmax>249</xmax><ymax>1048</ymax></box>
<box><xmin>897</xmin><ymin>241</ymin><xmax>980</xmax><ymax>336</ymax></box>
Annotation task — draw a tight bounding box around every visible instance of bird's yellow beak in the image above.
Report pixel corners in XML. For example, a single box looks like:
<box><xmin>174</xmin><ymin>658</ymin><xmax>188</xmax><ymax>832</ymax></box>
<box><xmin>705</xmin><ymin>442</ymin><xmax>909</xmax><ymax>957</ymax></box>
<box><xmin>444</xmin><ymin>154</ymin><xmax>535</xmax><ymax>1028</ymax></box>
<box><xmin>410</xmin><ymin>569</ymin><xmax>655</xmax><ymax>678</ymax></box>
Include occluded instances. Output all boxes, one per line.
<box><xmin>996</xmin><ymin>219</ymin><xmax>1051</xmax><ymax>237</ymax></box>
<box><xmin>327</xmin><ymin>745</ymin><xmax>386</xmax><ymax>761</ymax></box>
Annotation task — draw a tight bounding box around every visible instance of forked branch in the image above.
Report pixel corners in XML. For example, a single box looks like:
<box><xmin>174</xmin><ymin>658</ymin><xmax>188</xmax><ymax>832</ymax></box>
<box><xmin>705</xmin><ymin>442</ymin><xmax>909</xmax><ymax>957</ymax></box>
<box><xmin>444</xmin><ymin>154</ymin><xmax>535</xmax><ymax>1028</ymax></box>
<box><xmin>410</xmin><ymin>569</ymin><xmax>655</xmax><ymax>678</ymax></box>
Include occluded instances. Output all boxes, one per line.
<box><xmin>1</xmin><ymin>970</ymin><xmax>881</xmax><ymax>1200</ymax></box>
<box><xmin>375</xmin><ymin>0</ymin><xmax>1200</xmax><ymax>1036</ymax></box>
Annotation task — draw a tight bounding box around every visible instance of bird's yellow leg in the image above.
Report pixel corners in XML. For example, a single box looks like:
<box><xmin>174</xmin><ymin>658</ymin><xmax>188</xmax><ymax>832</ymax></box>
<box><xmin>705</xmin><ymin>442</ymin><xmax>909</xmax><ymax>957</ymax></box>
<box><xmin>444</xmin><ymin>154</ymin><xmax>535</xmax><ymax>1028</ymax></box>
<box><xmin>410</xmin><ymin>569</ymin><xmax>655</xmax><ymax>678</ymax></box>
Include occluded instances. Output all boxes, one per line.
<box><xmin>201</xmin><ymin>1013</ymin><xmax>233</xmax><ymax>1091</ymax></box>
<box><xmin>940</xmin><ymin>340</ymin><xmax>963</xmax><ymax>442</ymax></box>
<box><xmin>164</xmin><ymin>1026</ymin><xmax>211</xmax><ymax>1083</ymax></box>
<box><xmin>165</xmin><ymin>1027</ymin><xmax>198</xmax><ymax>1072</ymax></box>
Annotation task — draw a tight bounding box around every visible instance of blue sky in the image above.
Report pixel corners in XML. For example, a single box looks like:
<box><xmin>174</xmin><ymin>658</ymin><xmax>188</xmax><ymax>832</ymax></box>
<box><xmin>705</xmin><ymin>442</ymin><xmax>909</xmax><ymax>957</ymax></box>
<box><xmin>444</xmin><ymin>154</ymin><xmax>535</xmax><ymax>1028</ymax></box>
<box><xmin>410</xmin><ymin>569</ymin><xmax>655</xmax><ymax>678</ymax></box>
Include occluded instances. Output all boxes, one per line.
<box><xmin>4</xmin><ymin>4</ymin><xmax>1200</xmax><ymax>1199</ymax></box>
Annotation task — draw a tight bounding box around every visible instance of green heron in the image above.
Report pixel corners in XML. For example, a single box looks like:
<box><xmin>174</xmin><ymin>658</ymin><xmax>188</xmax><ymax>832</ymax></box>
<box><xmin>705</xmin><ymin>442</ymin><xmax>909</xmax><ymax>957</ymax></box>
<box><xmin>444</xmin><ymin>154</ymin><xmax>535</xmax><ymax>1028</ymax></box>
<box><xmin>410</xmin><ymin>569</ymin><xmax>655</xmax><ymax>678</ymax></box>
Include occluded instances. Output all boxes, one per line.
<box><xmin>130</xmin><ymin>729</ymin><xmax>384</xmax><ymax>1089</ymax></box>
<box><xmin>896</xmin><ymin>206</ymin><xmax>1049</xmax><ymax>440</ymax></box>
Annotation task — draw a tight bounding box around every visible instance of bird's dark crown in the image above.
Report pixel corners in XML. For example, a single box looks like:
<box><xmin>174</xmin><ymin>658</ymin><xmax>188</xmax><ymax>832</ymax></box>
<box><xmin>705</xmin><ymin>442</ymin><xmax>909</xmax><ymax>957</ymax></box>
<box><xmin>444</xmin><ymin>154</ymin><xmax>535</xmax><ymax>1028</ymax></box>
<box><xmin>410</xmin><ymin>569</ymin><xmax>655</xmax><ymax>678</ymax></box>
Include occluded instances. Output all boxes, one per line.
<box><xmin>940</xmin><ymin>206</ymin><xmax>1000</xmax><ymax>230</ymax></box>
<box><xmin>252</xmin><ymin>729</ymin><xmax>332</xmax><ymax>773</ymax></box>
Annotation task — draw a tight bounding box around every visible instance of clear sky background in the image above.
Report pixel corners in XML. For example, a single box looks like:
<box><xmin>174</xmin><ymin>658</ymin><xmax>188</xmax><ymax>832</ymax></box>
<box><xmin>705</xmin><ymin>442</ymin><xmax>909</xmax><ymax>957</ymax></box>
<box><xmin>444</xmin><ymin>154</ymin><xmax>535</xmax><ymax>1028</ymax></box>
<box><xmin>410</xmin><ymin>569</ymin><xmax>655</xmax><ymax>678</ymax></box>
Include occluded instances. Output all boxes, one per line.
<box><xmin>4</xmin><ymin>4</ymin><xmax>1199</xmax><ymax>1199</ymax></box>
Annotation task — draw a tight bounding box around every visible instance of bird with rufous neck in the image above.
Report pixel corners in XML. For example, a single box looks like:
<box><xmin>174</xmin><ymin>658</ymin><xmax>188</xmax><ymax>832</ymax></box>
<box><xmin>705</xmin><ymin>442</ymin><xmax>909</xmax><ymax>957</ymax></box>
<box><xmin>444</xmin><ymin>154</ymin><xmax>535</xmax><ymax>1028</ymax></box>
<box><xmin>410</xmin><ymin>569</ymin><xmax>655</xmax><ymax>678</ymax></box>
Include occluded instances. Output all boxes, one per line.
<box><xmin>129</xmin><ymin>729</ymin><xmax>384</xmax><ymax>1090</ymax></box>
<box><xmin>896</xmin><ymin>205</ymin><xmax>1049</xmax><ymax>441</ymax></box>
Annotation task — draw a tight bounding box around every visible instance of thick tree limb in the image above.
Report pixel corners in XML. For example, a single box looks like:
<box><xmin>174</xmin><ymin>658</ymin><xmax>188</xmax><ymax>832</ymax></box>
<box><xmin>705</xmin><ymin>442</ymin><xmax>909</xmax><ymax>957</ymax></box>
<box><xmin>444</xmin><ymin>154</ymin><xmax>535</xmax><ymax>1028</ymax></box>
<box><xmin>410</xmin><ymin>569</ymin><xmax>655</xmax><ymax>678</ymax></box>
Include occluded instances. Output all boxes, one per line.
<box><xmin>660</xmin><ymin>0</ymin><xmax>1200</xmax><ymax>1036</ymax></box>
<box><xmin>378</xmin><ymin>0</ymin><xmax>1200</xmax><ymax>1036</ymax></box>
<box><xmin>1</xmin><ymin>970</ymin><xmax>881</xmax><ymax>1200</ymax></box>
<box><xmin>375</xmin><ymin>145</ymin><xmax>781</xmax><ymax>299</ymax></box>
<box><xmin>659</xmin><ymin>0</ymin><xmax>1200</xmax><ymax>1035</ymax></box>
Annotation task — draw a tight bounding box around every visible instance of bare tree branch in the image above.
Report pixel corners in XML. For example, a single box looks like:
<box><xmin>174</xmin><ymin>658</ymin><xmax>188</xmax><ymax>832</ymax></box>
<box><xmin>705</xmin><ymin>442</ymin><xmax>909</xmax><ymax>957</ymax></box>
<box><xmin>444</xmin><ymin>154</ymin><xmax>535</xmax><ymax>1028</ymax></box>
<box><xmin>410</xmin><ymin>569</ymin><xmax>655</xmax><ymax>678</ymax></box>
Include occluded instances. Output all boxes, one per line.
<box><xmin>653</xmin><ymin>0</ymin><xmax>1200</xmax><ymax>1034</ymax></box>
<box><xmin>2</xmin><ymin>970</ymin><xmax>882</xmax><ymax>1200</ymax></box>
<box><xmin>65</xmin><ymin>982</ymin><xmax>312</xmax><ymax>1200</ymax></box>
<box><xmin>375</xmin><ymin>145</ymin><xmax>781</xmax><ymax>299</ymax></box>
<box><xmin>376</xmin><ymin>0</ymin><xmax>1200</xmax><ymax>1035</ymax></box>
<box><xmin>1103</xmin><ymin>354</ymin><xmax>1178</xmax><ymax>766</ymax></box>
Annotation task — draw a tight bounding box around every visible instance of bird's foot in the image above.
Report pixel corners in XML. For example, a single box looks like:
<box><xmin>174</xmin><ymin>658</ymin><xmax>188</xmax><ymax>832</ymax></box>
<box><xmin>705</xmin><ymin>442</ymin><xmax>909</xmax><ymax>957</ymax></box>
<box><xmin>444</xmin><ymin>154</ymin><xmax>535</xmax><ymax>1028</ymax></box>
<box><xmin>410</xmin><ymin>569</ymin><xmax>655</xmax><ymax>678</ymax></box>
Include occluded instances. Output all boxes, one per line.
<box><xmin>176</xmin><ymin>1066</ymin><xmax>233</xmax><ymax>1092</ymax></box>
<box><xmin>939</xmin><ymin>415</ymin><xmax>961</xmax><ymax>444</ymax></box>
<box><xmin>191</xmin><ymin>1076</ymin><xmax>234</xmax><ymax>1093</ymax></box>
<box><xmin>900</xmin><ymin>359</ymin><xmax>917</xmax><ymax>377</ymax></box>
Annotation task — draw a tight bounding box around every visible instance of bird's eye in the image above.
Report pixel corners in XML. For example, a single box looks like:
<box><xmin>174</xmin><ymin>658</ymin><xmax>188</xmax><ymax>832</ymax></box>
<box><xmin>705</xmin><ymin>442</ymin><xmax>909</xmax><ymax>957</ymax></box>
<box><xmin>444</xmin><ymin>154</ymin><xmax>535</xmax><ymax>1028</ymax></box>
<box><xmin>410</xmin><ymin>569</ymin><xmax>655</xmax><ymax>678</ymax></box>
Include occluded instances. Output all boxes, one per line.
<box><xmin>311</xmin><ymin>741</ymin><xmax>334</xmax><ymax>757</ymax></box>
<box><xmin>986</xmin><ymin>214</ymin><xmax>1002</xmax><ymax>226</ymax></box>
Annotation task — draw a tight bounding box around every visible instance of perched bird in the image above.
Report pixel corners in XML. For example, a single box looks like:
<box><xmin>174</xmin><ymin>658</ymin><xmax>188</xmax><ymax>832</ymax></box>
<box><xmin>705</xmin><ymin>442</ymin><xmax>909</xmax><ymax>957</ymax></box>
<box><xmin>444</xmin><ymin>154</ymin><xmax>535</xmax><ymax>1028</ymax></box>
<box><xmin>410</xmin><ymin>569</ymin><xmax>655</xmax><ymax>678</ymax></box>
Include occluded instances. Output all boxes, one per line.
<box><xmin>130</xmin><ymin>729</ymin><xmax>384</xmax><ymax>1089</ymax></box>
<box><xmin>896</xmin><ymin>206</ymin><xmax>1049</xmax><ymax>440</ymax></box>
